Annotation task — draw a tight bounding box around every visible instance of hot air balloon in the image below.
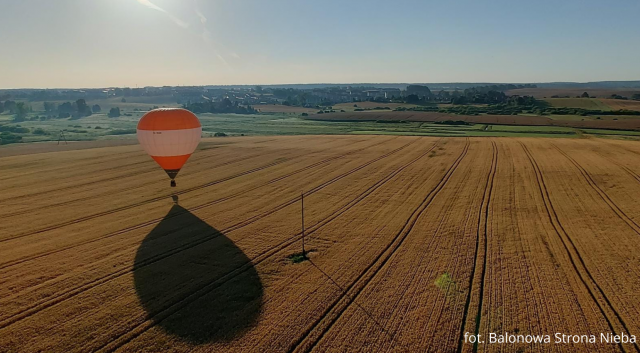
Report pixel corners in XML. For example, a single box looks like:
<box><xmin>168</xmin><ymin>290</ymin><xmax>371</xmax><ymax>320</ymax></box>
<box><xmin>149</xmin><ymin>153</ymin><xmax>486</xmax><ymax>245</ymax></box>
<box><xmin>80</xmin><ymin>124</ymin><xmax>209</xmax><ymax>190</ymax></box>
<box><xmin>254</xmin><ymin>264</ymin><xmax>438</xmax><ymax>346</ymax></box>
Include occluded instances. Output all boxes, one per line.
<box><xmin>137</xmin><ymin>108</ymin><xmax>202</xmax><ymax>187</ymax></box>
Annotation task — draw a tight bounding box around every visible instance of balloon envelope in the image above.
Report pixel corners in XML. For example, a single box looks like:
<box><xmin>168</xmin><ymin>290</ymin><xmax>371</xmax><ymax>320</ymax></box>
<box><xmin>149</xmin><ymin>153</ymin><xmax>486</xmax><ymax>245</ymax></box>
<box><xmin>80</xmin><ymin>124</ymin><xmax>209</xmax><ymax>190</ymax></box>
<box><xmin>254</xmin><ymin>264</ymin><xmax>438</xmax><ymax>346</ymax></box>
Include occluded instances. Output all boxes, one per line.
<box><xmin>137</xmin><ymin>108</ymin><xmax>202</xmax><ymax>180</ymax></box>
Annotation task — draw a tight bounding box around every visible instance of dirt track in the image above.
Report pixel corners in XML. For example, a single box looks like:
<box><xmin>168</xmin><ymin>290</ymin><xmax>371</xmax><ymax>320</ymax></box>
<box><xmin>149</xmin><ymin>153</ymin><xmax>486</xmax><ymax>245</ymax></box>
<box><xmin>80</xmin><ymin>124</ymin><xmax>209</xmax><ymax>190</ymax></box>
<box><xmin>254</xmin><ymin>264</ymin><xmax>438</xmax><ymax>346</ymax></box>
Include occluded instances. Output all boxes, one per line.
<box><xmin>1</xmin><ymin>135</ymin><xmax>640</xmax><ymax>352</ymax></box>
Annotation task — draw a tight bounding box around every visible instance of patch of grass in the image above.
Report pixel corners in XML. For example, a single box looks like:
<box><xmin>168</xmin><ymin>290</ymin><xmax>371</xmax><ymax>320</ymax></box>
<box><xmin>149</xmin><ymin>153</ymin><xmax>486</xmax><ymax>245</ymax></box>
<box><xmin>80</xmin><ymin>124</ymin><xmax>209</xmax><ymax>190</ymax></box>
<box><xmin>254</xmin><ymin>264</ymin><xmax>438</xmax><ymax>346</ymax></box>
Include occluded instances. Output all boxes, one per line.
<box><xmin>488</xmin><ymin>125</ymin><xmax>576</xmax><ymax>134</ymax></box>
<box><xmin>434</xmin><ymin>272</ymin><xmax>456</xmax><ymax>292</ymax></box>
<box><xmin>581</xmin><ymin>129</ymin><xmax>640</xmax><ymax>136</ymax></box>
<box><xmin>287</xmin><ymin>251</ymin><xmax>309</xmax><ymax>264</ymax></box>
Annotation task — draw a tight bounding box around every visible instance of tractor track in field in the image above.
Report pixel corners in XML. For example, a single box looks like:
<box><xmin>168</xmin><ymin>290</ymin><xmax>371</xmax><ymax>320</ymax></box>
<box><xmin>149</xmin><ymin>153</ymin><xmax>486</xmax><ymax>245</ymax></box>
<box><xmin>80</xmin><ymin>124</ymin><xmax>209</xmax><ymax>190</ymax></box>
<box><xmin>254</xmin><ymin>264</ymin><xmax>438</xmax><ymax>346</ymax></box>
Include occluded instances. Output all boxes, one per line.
<box><xmin>0</xmin><ymin>136</ymin><xmax>359</xmax><ymax>208</ymax></box>
<box><xmin>0</xmin><ymin>138</ymin><xmax>405</xmax><ymax>270</ymax></box>
<box><xmin>551</xmin><ymin>144</ymin><xmax>640</xmax><ymax>235</ymax></box>
<box><xmin>1</xmin><ymin>169</ymin><xmax>156</xmax><ymax>214</ymax></box>
<box><xmin>1</xmin><ymin>161</ymin><xmax>152</xmax><ymax>202</ymax></box>
<box><xmin>0</xmin><ymin>149</ymin><xmax>248</xmax><ymax>202</ymax></box>
<box><xmin>617</xmin><ymin>164</ymin><xmax>640</xmax><ymax>183</ymax></box>
<box><xmin>520</xmin><ymin>142</ymin><xmax>639</xmax><ymax>353</ymax></box>
<box><xmin>456</xmin><ymin>140</ymin><xmax>497</xmax><ymax>353</ymax></box>
<box><xmin>0</xmin><ymin>137</ymin><xmax>394</xmax><ymax>243</ymax></box>
<box><xmin>0</xmin><ymin>150</ymin><xmax>145</xmax><ymax>182</ymax></box>
<box><xmin>287</xmin><ymin>138</ymin><xmax>470</xmax><ymax>353</ymax></box>
<box><xmin>83</xmin><ymin>139</ymin><xmax>444</xmax><ymax>353</ymax></box>
<box><xmin>1</xmin><ymin>150</ymin><xmax>287</xmax><ymax>217</ymax></box>
<box><xmin>0</xmin><ymin>158</ymin><xmax>290</xmax><ymax>241</ymax></box>
<box><xmin>597</xmin><ymin>140</ymin><xmax>640</xmax><ymax>183</ymax></box>
<box><xmin>0</xmin><ymin>138</ymin><xmax>431</xmax><ymax>330</ymax></box>
<box><xmin>377</xmin><ymin>144</ymin><xmax>480</xmax><ymax>352</ymax></box>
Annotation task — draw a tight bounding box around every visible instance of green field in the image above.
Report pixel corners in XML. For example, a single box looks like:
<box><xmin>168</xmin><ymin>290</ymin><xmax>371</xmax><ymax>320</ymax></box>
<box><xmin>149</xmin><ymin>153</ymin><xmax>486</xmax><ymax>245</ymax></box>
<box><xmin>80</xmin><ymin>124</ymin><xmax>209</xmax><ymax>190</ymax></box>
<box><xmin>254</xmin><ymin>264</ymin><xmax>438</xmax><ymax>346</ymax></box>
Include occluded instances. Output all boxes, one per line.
<box><xmin>3</xmin><ymin>107</ymin><xmax>640</xmax><ymax>146</ymax></box>
<box><xmin>578</xmin><ymin>128</ymin><xmax>640</xmax><ymax>136</ymax></box>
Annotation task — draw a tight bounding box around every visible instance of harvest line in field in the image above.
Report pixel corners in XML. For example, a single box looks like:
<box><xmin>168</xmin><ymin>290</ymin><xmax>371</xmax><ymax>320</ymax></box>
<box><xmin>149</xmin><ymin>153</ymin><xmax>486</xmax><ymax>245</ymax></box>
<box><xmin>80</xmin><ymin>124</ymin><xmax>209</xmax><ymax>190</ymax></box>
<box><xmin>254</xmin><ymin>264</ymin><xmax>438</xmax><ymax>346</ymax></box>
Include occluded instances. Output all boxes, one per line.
<box><xmin>0</xmin><ymin>137</ymin><xmax>395</xmax><ymax>242</ymax></box>
<box><xmin>288</xmin><ymin>138</ymin><xmax>470</xmax><ymax>353</ymax></box>
<box><xmin>520</xmin><ymin>142</ymin><xmax>639</xmax><ymax>353</ymax></box>
<box><xmin>4</xmin><ymin>136</ymin><xmax>640</xmax><ymax>352</ymax></box>
<box><xmin>457</xmin><ymin>140</ymin><xmax>498</xmax><ymax>353</ymax></box>
<box><xmin>0</xmin><ymin>138</ymin><xmax>427</xmax><ymax>329</ymax></box>
<box><xmin>91</xmin><ymin>139</ymin><xmax>444</xmax><ymax>352</ymax></box>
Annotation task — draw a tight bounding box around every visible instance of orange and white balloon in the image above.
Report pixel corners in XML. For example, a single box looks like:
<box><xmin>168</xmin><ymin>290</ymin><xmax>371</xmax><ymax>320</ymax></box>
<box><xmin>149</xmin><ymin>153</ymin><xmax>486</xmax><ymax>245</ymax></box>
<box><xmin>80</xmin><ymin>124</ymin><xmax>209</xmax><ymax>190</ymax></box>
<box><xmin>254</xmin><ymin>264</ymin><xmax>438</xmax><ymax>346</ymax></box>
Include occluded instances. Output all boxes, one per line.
<box><xmin>137</xmin><ymin>108</ymin><xmax>202</xmax><ymax>187</ymax></box>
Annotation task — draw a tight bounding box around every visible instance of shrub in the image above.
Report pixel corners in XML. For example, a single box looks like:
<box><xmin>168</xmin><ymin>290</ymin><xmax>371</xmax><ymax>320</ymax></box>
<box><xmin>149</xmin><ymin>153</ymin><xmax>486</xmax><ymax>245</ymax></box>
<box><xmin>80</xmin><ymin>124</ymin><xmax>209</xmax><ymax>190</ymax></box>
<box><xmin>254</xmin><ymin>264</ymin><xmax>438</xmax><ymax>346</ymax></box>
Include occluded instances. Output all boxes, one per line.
<box><xmin>108</xmin><ymin>107</ymin><xmax>121</xmax><ymax>118</ymax></box>
<box><xmin>0</xmin><ymin>126</ymin><xmax>30</xmax><ymax>133</ymax></box>
<box><xmin>287</xmin><ymin>251</ymin><xmax>309</xmax><ymax>264</ymax></box>
<box><xmin>214</xmin><ymin>132</ymin><xmax>227</xmax><ymax>137</ymax></box>
<box><xmin>32</xmin><ymin>128</ymin><xmax>48</xmax><ymax>135</ymax></box>
<box><xmin>0</xmin><ymin>132</ymin><xmax>23</xmax><ymax>145</ymax></box>
<box><xmin>434</xmin><ymin>272</ymin><xmax>456</xmax><ymax>293</ymax></box>
<box><xmin>434</xmin><ymin>120</ymin><xmax>470</xmax><ymax>126</ymax></box>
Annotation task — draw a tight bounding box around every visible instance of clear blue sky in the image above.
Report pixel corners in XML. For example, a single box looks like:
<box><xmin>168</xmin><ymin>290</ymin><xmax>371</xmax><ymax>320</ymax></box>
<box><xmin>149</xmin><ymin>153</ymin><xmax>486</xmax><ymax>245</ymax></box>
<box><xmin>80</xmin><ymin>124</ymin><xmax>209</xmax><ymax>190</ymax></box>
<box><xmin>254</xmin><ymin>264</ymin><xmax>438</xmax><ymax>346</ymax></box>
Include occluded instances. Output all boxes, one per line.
<box><xmin>1</xmin><ymin>0</ymin><xmax>639</xmax><ymax>88</ymax></box>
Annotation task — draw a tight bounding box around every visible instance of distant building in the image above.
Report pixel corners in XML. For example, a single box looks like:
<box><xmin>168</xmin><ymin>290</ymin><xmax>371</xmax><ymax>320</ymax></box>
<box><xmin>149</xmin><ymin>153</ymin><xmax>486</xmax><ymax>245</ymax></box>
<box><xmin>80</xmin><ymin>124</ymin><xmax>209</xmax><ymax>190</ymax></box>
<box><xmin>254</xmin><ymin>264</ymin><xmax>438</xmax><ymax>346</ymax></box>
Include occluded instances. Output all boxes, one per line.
<box><xmin>365</xmin><ymin>90</ymin><xmax>384</xmax><ymax>99</ymax></box>
<box><xmin>382</xmin><ymin>88</ymin><xmax>401</xmax><ymax>99</ymax></box>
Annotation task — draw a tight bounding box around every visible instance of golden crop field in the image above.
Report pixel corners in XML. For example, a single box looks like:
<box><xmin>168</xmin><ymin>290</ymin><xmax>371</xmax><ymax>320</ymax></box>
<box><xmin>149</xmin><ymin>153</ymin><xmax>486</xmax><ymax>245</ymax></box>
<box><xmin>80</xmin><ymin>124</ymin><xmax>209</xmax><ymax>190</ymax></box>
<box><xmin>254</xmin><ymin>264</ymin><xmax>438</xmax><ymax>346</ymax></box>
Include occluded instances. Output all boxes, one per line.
<box><xmin>2</xmin><ymin>135</ymin><xmax>640</xmax><ymax>352</ymax></box>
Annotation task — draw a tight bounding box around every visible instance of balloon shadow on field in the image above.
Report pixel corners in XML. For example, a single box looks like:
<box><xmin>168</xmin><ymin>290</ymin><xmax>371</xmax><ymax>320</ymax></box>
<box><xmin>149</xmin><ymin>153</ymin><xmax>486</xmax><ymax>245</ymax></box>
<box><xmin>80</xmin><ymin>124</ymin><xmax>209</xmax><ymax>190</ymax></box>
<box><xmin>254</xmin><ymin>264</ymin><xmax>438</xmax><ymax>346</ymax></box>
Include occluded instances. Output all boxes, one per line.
<box><xmin>133</xmin><ymin>204</ymin><xmax>263</xmax><ymax>344</ymax></box>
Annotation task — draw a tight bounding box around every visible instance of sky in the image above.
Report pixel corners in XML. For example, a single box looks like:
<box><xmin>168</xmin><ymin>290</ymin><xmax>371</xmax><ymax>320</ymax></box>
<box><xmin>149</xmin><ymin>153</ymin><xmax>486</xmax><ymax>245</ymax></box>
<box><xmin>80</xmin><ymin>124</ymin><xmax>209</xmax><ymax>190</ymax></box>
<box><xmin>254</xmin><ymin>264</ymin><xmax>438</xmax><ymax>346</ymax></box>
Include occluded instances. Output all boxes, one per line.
<box><xmin>1</xmin><ymin>0</ymin><xmax>639</xmax><ymax>88</ymax></box>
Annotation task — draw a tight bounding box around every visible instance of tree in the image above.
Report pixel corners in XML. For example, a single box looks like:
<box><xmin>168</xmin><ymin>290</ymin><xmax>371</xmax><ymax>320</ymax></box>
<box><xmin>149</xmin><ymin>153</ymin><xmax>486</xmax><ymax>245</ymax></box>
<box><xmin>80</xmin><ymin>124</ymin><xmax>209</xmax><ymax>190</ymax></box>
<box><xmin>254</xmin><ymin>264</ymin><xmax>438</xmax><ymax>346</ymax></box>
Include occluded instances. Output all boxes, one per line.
<box><xmin>0</xmin><ymin>101</ymin><xmax>3</xmax><ymax>114</ymax></box>
<box><xmin>581</xmin><ymin>92</ymin><xmax>590</xmax><ymax>98</ymax></box>
<box><xmin>108</xmin><ymin>107</ymin><xmax>121</xmax><ymax>118</ymax></box>
<box><xmin>92</xmin><ymin>104</ymin><xmax>101</xmax><ymax>113</ymax></box>
<box><xmin>58</xmin><ymin>102</ymin><xmax>74</xmax><ymax>118</ymax></box>
<box><xmin>4</xmin><ymin>100</ymin><xmax>16</xmax><ymax>113</ymax></box>
<box><xmin>632</xmin><ymin>93</ymin><xmax>640</xmax><ymax>101</ymax></box>
<box><xmin>44</xmin><ymin>102</ymin><xmax>57</xmax><ymax>112</ymax></box>
<box><xmin>75</xmin><ymin>99</ymin><xmax>92</xmax><ymax>117</ymax></box>
<box><xmin>451</xmin><ymin>96</ymin><xmax>468</xmax><ymax>105</ymax></box>
<box><xmin>14</xmin><ymin>102</ymin><xmax>29</xmax><ymax>121</ymax></box>
<box><xmin>405</xmin><ymin>94</ymin><xmax>420</xmax><ymax>104</ymax></box>
<box><xmin>406</xmin><ymin>85</ymin><xmax>432</xmax><ymax>96</ymax></box>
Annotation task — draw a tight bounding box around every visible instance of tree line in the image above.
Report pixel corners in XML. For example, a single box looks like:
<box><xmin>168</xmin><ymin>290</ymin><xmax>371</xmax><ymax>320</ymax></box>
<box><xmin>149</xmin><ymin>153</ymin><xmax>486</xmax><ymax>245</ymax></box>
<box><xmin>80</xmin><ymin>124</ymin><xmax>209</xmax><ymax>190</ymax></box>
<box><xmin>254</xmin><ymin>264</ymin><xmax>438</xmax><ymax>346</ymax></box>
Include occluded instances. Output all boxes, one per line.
<box><xmin>42</xmin><ymin>100</ymin><xmax>121</xmax><ymax>119</ymax></box>
<box><xmin>183</xmin><ymin>98</ymin><xmax>257</xmax><ymax>114</ymax></box>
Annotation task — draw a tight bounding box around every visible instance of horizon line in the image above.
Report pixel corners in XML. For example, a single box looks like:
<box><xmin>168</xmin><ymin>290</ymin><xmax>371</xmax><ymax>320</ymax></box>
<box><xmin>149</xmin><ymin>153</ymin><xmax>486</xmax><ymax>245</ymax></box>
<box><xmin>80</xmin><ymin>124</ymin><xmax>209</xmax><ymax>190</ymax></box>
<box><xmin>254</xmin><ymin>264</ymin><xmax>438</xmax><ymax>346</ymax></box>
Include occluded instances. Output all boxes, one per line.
<box><xmin>3</xmin><ymin>79</ymin><xmax>640</xmax><ymax>91</ymax></box>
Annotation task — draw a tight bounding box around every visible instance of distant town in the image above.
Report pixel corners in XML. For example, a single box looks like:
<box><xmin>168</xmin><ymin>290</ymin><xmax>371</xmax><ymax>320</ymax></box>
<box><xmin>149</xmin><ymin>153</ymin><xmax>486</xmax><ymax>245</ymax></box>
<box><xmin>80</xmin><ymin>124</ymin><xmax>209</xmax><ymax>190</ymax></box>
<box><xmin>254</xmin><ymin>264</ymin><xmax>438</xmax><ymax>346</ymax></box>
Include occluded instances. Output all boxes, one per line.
<box><xmin>2</xmin><ymin>84</ymin><xmax>542</xmax><ymax>108</ymax></box>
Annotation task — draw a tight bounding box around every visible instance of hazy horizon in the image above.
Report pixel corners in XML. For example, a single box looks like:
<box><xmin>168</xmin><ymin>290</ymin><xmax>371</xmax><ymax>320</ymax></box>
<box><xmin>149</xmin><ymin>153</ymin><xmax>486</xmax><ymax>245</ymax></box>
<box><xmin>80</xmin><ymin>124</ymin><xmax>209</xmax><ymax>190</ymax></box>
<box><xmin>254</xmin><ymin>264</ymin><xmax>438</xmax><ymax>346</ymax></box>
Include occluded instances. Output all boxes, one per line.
<box><xmin>2</xmin><ymin>0</ymin><xmax>639</xmax><ymax>89</ymax></box>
